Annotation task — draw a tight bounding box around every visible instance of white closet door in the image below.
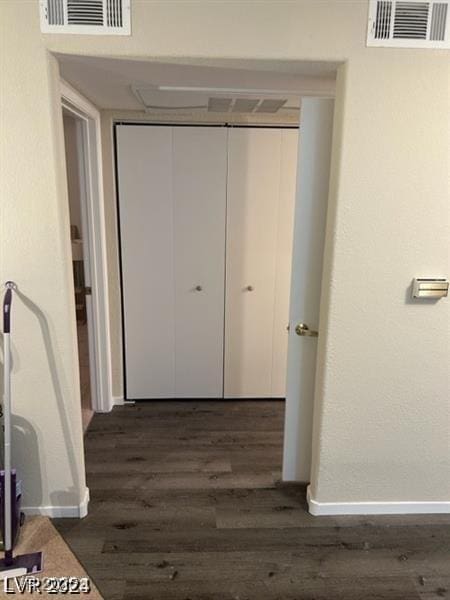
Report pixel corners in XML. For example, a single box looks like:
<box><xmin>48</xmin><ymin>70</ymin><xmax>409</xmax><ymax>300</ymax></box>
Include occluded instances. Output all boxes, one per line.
<box><xmin>224</xmin><ymin>128</ymin><xmax>282</xmax><ymax>398</ymax></box>
<box><xmin>116</xmin><ymin>125</ymin><xmax>175</xmax><ymax>399</ymax></box>
<box><xmin>173</xmin><ymin>127</ymin><xmax>227</xmax><ymax>398</ymax></box>
<box><xmin>271</xmin><ymin>129</ymin><xmax>298</xmax><ymax>397</ymax></box>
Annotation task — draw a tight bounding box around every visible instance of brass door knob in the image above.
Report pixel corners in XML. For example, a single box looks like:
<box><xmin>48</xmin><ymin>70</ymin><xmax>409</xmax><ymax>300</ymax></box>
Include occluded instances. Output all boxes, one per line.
<box><xmin>295</xmin><ymin>323</ymin><xmax>318</xmax><ymax>337</ymax></box>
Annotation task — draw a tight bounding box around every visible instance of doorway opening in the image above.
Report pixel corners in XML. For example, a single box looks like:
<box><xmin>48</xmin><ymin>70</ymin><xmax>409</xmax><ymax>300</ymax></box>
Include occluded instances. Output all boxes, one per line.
<box><xmin>61</xmin><ymin>80</ymin><xmax>113</xmax><ymax>428</ymax></box>
<box><xmin>57</xmin><ymin>56</ymin><xmax>337</xmax><ymax>497</ymax></box>
<box><xmin>62</xmin><ymin>109</ymin><xmax>94</xmax><ymax>430</ymax></box>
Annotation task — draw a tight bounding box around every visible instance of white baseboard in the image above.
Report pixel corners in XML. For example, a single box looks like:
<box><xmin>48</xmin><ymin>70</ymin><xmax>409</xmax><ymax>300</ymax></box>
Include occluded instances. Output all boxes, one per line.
<box><xmin>22</xmin><ymin>488</ymin><xmax>90</xmax><ymax>519</ymax></box>
<box><xmin>307</xmin><ymin>486</ymin><xmax>450</xmax><ymax>516</ymax></box>
<box><xmin>112</xmin><ymin>395</ymin><xmax>124</xmax><ymax>406</ymax></box>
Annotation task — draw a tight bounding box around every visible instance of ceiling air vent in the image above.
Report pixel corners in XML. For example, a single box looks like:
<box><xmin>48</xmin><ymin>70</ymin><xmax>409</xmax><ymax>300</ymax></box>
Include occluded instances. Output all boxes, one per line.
<box><xmin>231</xmin><ymin>98</ymin><xmax>260</xmax><ymax>113</ymax></box>
<box><xmin>256</xmin><ymin>99</ymin><xmax>288</xmax><ymax>113</ymax></box>
<box><xmin>205</xmin><ymin>97</ymin><xmax>291</xmax><ymax>114</ymax></box>
<box><xmin>367</xmin><ymin>0</ymin><xmax>449</xmax><ymax>47</ymax></box>
<box><xmin>207</xmin><ymin>98</ymin><xmax>233</xmax><ymax>113</ymax></box>
<box><xmin>39</xmin><ymin>0</ymin><xmax>130</xmax><ymax>35</ymax></box>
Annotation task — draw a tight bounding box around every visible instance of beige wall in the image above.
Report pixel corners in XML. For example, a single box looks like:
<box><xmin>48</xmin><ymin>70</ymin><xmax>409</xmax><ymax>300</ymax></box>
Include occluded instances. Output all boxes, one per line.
<box><xmin>1</xmin><ymin>0</ymin><xmax>448</xmax><ymax>511</ymax></box>
<box><xmin>0</xmin><ymin>13</ymin><xmax>87</xmax><ymax>512</ymax></box>
<box><xmin>311</xmin><ymin>57</ymin><xmax>450</xmax><ymax>503</ymax></box>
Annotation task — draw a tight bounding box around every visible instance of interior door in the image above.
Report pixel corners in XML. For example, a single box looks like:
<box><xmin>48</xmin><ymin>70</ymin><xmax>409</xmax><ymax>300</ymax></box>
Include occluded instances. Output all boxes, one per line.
<box><xmin>271</xmin><ymin>129</ymin><xmax>299</xmax><ymax>397</ymax></box>
<box><xmin>173</xmin><ymin>127</ymin><xmax>227</xmax><ymax>398</ymax></box>
<box><xmin>116</xmin><ymin>125</ymin><xmax>175</xmax><ymax>399</ymax></box>
<box><xmin>282</xmin><ymin>99</ymin><xmax>335</xmax><ymax>481</ymax></box>
<box><xmin>117</xmin><ymin>125</ymin><xmax>227</xmax><ymax>400</ymax></box>
<box><xmin>224</xmin><ymin>128</ymin><xmax>281</xmax><ymax>398</ymax></box>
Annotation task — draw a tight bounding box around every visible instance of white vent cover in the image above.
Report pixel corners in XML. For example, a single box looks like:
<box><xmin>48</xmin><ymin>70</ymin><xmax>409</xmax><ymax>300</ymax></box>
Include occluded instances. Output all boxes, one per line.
<box><xmin>39</xmin><ymin>0</ymin><xmax>131</xmax><ymax>35</ymax></box>
<box><xmin>131</xmin><ymin>87</ymin><xmax>299</xmax><ymax>115</ymax></box>
<box><xmin>367</xmin><ymin>0</ymin><xmax>449</xmax><ymax>47</ymax></box>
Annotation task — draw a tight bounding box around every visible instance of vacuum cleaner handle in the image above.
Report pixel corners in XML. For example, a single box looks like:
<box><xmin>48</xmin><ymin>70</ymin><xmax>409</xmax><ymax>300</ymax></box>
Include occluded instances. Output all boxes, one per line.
<box><xmin>3</xmin><ymin>287</ymin><xmax>12</xmax><ymax>334</ymax></box>
<box><xmin>2</xmin><ymin>282</ymin><xmax>16</xmax><ymax>563</ymax></box>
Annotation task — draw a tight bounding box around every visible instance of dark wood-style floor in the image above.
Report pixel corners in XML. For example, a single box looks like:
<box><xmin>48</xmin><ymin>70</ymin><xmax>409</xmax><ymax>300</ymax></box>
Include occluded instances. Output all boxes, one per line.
<box><xmin>54</xmin><ymin>401</ymin><xmax>450</xmax><ymax>600</ymax></box>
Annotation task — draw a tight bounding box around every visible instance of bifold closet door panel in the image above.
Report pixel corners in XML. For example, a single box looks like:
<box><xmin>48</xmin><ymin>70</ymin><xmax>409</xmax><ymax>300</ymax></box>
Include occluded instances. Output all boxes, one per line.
<box><xmin>173</xmin><ymin>127</ymin><xmax>227</xmax><ymax>398</ymax></box>
<box><xmin>271</xmin><ymin>129</ymin><xmax>299</xmax><ymax>397</ymax></box>
<box><xmin>116</xmin><ymin>126</ymin><xmax>175</xmax><ymax>399</ymax></box>
<box><xmin>224</xmin><ymin>128</ymin><xmax>282</xmax><ymax>398</ymax></box>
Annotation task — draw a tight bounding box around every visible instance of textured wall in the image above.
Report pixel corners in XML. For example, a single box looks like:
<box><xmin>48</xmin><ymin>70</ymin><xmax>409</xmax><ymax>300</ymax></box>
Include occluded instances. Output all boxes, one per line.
<box><xmin>0</xmin><ymin>0</ymin><xmax>448</xmax><ymax>510</ymax></box>
<box><xmin>311</xmin><ymin>56</ymin><xmax>450</xmax><ymax>503</ymax></box>
<box><xmin>0</xmin><ymin>16</ymin><xmax>87</xmax><ymax>511</ymax></box>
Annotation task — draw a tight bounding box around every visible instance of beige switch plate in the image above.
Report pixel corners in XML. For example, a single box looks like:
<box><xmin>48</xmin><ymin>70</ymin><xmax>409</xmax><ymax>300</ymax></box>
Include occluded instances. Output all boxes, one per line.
<box><xmin>412</xmin><ymin>278</ymin><xmax>449</xmax><ymax>299</ymax></box>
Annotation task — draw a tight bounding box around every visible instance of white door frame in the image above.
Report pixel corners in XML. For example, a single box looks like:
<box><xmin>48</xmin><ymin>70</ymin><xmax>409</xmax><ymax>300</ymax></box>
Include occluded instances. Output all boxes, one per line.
<box><xmin>61</xmin><ymin>79</ymin><xmax>113</xmax><ymax>413</ymax></box>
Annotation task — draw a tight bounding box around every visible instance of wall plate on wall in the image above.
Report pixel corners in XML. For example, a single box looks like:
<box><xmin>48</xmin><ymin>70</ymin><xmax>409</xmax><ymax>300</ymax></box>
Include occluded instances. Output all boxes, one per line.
<box><xmin>411</xmin><ymin>278</ymin><xmax>449</xmax><ymax>298</ymax></box>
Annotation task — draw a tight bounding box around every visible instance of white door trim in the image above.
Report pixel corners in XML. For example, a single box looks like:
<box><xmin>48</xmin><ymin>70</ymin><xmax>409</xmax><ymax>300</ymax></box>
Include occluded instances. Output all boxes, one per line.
<box><xmin>61</xmin><ymin>79</ymin><xmax>113</xmax><ymax>413</ymax></box>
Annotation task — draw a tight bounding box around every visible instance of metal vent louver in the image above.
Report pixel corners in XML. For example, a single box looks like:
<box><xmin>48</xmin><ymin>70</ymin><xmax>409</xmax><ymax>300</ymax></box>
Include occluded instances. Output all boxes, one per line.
<box><xmin>40</xmin><ymin>0</ymin><xmax>130</xmax><ymax>34</ymax></box>
<box><xmin>367</xmin><ymin>0</ymin><xmax>449</xmax><ymax>46</ymax></box>
<box><xmin>47</xmin><ymin>0</ymin><xmax>65</xmax><ymax>25</ymax></box>
<box><xmin>67</xmin><ymin>0</ymin><xmax>103</xmax><ymax>25</ymax></box>
<box><xmin>430</xmin><ymin>2</ymin><xmax>448</xmax><ymax>38</ymax></box>
<box><xmin>374</xmin><ymin>1</ymin><xmax>392</xmax><ymax>37</ymax></box>
<box><xmin>107</xmin><ymin>0</ymin><xmax>123</xmax><ymax>27</ymax></box>
<box><xmin>393</xmin><ymin>1</ymin><xmax>429</xmax><ymax>38</ymax></box>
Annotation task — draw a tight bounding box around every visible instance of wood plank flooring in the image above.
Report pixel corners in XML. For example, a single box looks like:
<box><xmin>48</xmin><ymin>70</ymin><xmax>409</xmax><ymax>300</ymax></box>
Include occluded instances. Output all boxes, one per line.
<box><xmin>53</xmin><ymin>401</ymin><xmax>450</xmax><ymax>600</ymax></box>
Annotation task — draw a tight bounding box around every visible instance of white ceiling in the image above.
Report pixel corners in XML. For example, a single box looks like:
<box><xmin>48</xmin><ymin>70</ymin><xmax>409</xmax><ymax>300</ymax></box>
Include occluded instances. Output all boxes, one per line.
<box><xmin>57</xmin><ymin>54</ymin><xmax>337</xmax><ymax>118</ymax></box>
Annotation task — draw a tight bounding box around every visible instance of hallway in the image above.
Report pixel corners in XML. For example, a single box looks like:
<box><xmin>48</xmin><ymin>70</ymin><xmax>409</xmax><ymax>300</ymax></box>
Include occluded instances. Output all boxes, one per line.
<box><xmin>54</xmin><ymin>401</ymin><xmax>450</xmax><ymax>600</ymax></box>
